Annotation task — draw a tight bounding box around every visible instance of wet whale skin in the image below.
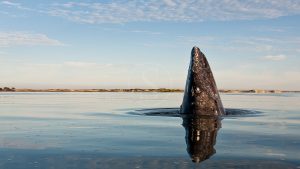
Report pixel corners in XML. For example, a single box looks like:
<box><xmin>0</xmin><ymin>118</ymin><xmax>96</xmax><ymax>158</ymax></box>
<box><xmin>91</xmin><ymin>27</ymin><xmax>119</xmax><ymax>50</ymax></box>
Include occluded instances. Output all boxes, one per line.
<box><xmin>181</xmin><ymin>47</ymin><xmax>225</xmax><ymax>116</ymax></box>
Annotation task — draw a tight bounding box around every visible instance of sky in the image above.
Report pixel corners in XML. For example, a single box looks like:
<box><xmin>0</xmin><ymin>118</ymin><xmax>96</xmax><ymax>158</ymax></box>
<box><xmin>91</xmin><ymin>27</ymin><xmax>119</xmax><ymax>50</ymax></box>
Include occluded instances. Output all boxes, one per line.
<box><xmin>0</xmin><ymin>0</ymin><xmax>300</xmax><ymax>90</ymax></box>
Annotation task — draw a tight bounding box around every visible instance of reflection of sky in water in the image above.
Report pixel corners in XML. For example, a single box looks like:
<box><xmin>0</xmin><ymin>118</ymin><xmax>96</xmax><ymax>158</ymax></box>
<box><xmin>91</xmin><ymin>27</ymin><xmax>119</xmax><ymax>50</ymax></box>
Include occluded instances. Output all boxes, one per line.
<box><xmin>0</xmin><ymin>92</ymin><xmax>299</xmax><ymax>168</ymax></box>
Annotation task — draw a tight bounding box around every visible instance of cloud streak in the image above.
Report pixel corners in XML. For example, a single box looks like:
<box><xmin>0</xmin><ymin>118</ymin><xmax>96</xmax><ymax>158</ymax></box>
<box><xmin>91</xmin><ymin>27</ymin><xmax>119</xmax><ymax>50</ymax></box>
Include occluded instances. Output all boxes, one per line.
<box><xmin>2</xmin><ymin>1</ymin><xmax>19</xmax><ymax>6</ymax></box>
<box><xmin>1</xmin><ymin>0</ymin><xmax>33</xmax><ymax>11</ymax></box>
<box><xmin>0</xmin><ymin>32</ymin><xmax>64</xmax><ymax>47</ymax></box>
<box><xmin>46</xmin><ymin>0</ymin><xmax>300</xmax><ymax>23</ymax></box>
<box><xmin>176</xmin><ymin>35</ymin><xmax>300</xmax><ymax>56</ymax></box>
<box><xmin>2</xmin><ymin>0</ymin><xmax>300</xmax><ymax>23</ymax></box>
<box><xmin>263</xmin><ymin>55</ymin><xmax>287</xmax><ymax>61</ymax></box>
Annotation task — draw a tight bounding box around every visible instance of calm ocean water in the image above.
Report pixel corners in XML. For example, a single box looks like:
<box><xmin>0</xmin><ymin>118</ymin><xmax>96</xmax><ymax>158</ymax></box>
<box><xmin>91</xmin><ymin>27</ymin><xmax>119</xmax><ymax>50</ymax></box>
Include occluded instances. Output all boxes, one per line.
<box><xmin>0</xmin><ymin>92</ymin><xmax>299</xmax><ymax>169</ymax></box>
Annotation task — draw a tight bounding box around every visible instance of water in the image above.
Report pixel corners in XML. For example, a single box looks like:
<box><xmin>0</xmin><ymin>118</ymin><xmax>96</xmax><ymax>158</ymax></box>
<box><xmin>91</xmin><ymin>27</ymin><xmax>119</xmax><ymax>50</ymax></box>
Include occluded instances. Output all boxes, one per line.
<box><xmin>0</xmin><ymin>92</ymin><xmax>299</xmax><ymax>168</ymax></box>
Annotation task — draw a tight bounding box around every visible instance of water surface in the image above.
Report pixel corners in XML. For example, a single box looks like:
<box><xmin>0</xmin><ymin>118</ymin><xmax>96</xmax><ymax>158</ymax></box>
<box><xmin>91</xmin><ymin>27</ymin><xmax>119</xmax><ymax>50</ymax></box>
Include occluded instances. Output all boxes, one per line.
<box><xmin>0</xmin><ymin>92</ymin><xmax>299</xmax><ymax>168</ymax></box>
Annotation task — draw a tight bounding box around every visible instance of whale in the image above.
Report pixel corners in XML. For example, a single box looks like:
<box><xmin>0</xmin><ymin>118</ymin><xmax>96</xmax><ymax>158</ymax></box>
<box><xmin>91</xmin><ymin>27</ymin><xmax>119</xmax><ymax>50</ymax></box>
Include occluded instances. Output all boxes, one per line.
<box><xmin>180</xmin><ymin>47</ymin><xmax>225</xmax><ymax>116</ymax></box>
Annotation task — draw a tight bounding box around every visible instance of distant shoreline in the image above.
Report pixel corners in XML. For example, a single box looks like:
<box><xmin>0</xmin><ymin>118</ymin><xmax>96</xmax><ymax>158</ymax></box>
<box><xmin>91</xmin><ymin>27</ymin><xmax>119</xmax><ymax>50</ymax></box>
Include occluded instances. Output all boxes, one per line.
<box><xmin>0</xmin><ymin>88</ymin><xmax>299</xmax><ymax>93</ymax></box>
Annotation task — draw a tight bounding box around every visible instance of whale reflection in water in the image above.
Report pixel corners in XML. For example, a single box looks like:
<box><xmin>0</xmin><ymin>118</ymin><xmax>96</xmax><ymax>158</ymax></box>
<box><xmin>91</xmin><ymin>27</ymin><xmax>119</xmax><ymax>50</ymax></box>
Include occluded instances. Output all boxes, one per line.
<box><xmin>182</xmin><ymin>114</ymin><xmax>222</xmax><ymax>163</ymax></box>
<box><xmin>130</xmin><ymin>107</ymin><xmax>263</xmax><ymax>163</ymax></box>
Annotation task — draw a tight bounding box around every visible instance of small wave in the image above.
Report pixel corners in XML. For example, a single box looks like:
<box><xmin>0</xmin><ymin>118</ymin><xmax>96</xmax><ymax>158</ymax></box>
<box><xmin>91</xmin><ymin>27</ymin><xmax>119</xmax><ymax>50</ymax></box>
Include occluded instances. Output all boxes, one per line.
<box><xmin>128</xmin><ymin>108</ymin><xmax>180</xmax><ymax>117</ymax></box>
<box><xmin>128</xmin><ymin>108</ymin><xmax>263</xmax><ymax>117</ymax></box>
<box><xmin>225</xmin><ymin>108</ymin><xmax>263</xmax><ymax>117</ymax></box>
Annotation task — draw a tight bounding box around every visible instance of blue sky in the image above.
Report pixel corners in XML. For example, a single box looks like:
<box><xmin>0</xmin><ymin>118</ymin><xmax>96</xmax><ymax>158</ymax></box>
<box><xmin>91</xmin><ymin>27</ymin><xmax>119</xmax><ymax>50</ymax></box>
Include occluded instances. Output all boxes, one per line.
<box><xmin>0</xmin><ymin>0</ymin><xmax>300</xmax><ymax>90</ymax></box>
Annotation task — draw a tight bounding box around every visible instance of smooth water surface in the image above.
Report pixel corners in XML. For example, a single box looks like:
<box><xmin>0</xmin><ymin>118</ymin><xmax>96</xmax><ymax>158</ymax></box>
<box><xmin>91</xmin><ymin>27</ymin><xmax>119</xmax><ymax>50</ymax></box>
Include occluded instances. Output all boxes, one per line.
<box><xmin>0</xmin><ymin>92</ymin><xmax>299</xmax><ymax>168</ymax></box>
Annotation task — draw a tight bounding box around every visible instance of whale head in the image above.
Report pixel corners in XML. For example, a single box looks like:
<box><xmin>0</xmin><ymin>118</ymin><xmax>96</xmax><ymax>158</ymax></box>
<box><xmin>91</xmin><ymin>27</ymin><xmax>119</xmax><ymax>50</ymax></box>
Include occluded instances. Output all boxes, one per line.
<box><xmin>180</xmin><ymin>46</ymin><xmax>225</xmax><ymax>116</ymax></box>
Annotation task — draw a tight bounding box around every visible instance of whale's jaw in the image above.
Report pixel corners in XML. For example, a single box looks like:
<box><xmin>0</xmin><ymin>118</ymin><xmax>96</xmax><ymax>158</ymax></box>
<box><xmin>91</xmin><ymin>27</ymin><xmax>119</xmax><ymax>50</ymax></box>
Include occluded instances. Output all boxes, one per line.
<box><xmin>180</xmin><ymin>47</ymin><xmax>225</xmax><ymax>116</ymax></box>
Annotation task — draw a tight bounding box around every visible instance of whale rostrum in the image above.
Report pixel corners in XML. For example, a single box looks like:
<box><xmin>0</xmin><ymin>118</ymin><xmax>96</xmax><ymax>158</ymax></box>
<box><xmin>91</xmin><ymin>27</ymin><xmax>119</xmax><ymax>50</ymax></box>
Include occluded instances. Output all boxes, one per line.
<box><xmin>181</xmin><ymin>47</ymin><xmax>225</xmax><ymax>116</ymax></box>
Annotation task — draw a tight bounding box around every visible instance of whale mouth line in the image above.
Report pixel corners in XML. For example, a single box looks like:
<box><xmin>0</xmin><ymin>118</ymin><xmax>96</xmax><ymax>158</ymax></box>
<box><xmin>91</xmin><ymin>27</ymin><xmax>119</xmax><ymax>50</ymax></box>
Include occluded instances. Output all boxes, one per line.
<box><xmin>127</xmin><ymin>108</ymin><xmax>263</xmax><ymax>118</ymax></box>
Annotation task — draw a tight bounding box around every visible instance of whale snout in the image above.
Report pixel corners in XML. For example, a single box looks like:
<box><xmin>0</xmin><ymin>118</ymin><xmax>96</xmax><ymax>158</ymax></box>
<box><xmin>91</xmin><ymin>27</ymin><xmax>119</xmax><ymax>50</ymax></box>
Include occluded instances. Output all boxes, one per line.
<box><xmin>181</xmin><ymin>46</ymin><xmax>225</xmax><ymax>116</ymax></box>
<box><xmin>191</xmin><ymin>46</ymin><xmax>209</xmax><ymax>70</ymax></box>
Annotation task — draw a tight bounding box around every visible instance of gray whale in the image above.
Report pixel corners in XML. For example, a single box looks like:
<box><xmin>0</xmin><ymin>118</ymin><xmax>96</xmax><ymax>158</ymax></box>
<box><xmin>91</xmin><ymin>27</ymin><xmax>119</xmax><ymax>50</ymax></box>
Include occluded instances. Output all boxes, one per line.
<box><xmin>181</xmin><ymin>47</ymin><xmax>225</xmax><ymax>116</ymax></box>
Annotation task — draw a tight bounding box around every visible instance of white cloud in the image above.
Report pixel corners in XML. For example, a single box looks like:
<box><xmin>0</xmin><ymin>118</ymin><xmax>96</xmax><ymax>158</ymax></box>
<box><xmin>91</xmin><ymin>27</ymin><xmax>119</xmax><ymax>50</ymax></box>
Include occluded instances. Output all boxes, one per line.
<box><xmin>252</xmin><ymin>26</ymin><xmax>287</xmax><ymax>33</ymax></box>
<box><xmin>64</xmin><ymin>61</ymin><xmax>98</xmax><ymax>67</ymax></box>
<box><xmin>163</xmin><ymin>0</ymin><xmax>176</xmax><ymax>7</ymax></box>
<box><xmin>130</xmin><ymin>30</ymin><xmax>162</xmax><ymax>35</ymax></box>
<box><xmin>1</xmin><ymin>0</ymin><xmax>32</xmax><ymax>11</ymax></box>
<box><xmin>176</xmin><ymin>35</ymin><xmax>300</xmax><ymax>56</ymax></box>
<box><xmin>263</xmin><ymin>54</ymin><xmax>287</xmax><ymax>61</ymax></box>
<box><xmin>2</xmin><ymin>0</ymin><xmax>300</xmax><ymax>23</ymax></box>
<box><xmin>2</xmin><ymin>1</ymin><xmax>20</xmax><ymax>7</ymax></box>
<box><xmin>0</xmin><ymin>32</ymin><xmax>64</xmax><ymax>47</ymax></box>
<box><xmin>3</xmin><ymin>1</ymin><xmax>300</xmax><ymax>23</ymax></box>
<box><xmin>45</xmin><ymin>0</ymin><xmax>300</xmax><ymax>23</ymax></box>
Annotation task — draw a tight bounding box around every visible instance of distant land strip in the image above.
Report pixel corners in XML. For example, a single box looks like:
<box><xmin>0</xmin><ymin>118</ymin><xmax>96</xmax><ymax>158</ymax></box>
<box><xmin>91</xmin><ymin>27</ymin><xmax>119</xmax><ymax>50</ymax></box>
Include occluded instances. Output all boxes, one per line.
<box><xmin>0</xmin><ymin>87</ymin><xmax>299</xmax><ymax>93</ymax></box>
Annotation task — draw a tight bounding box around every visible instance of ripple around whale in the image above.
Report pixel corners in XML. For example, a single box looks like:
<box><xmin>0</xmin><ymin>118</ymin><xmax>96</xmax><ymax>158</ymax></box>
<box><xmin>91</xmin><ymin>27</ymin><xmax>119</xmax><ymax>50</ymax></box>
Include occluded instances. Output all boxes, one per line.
<box><xmin>128</xmin><ymin>108</ymin><xmax>263</xmax><ymax>118</ymax></box>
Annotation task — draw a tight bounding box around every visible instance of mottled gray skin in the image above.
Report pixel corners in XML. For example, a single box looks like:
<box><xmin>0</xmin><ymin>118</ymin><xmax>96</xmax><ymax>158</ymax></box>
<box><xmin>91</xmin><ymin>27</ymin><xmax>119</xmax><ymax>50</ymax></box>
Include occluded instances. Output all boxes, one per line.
<box><xmin>181</xmin><ymin>47</ymin><xmax>225</xmax><ymax>116</ymax></box>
